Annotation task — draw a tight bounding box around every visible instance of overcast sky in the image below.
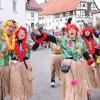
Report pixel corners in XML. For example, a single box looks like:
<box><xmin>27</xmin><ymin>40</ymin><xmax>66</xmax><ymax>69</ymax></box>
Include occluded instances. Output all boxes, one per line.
<box><xmin>36</xmin><ymin>0</ymin><xmax>100</xmax><ymax>8</ymax></box>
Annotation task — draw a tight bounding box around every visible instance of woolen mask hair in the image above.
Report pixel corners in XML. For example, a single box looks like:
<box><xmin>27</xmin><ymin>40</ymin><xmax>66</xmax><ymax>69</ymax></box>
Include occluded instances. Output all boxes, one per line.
<box><xmin>82</xmin><ymin>26</ymin><xmax>93</xmax><ymax>38</ymax></box>
<box><xmin>15</xmin><ymin>26</ymin><xmax>28</xmax><ymax>40</ymax></box>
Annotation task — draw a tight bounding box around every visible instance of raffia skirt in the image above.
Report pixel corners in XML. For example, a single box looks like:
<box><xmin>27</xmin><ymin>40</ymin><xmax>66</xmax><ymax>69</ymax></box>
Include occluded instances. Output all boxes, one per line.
<box><xmin>0</xmin><ymin>66</ymin><xmax>10</xmax><ymax>99</ymax></box>
<box><xmin>51</xmin><ymin>54</ymin><xmax>64</xmax><ymax>80</ymax></box>
<box><xmin>61</xmin><ymin>59</ymin><xmax>93</xmax><ymax>100</ymax></box>
<box><xmin>10</xmin><ymin>60</ymin><xmax>33</xmax><ymax>100</ymax></box>
<box><xmin>92</xmin><ymin>63</ymin><xmax>100</xmax><ymax>87</ymax></box>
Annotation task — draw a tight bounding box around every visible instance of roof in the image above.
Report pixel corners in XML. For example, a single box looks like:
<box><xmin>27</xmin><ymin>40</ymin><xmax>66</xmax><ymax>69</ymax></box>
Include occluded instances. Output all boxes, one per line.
<box><xmin>26</xmin><ymin>0</ymin><xmax>42</xmax><ymax>11</ymax></box>
<box><xmin>40</xmin><ymin>0</ymin><xmax>80</xmax><ymax>15</ymax></box>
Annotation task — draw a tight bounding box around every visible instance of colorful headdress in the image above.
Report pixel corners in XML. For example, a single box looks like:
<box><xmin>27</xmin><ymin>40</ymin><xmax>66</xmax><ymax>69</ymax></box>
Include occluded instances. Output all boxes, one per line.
<box><xmin>66</xmin><ymin>24</ymin><xmax>79</xmax><ymax>32</ymax></box>
<box><xmin>15</xmin><ymin>26</ymin><xmax>28</xmax><ymax>35</ymax></box>
<box><xmin>82</xmin><ymin>26</ymin><xmax>93</xmax><ymax>35</ymax></box>
<box><xmin>2</xmin><ymin>20</ymin><xmax>18</xmax><ymax>50</ymax></box>
<box><xmin>65</xmin><ymin>17</ymin><xmax>72</xmax><ymax>26</ymax></box>
<box><xmin>15</xmin><ymin>26</ymin><xmax>28</xmax><ymax>40</ymax></box>
<box><xmin>2</xmin><ymin>20</ymin><xmax>18</xmax><ymax>29</ymax></box>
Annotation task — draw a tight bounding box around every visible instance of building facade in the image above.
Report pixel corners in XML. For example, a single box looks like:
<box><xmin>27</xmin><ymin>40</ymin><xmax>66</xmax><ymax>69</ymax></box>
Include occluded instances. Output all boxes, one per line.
<box><xmin>39</xmin><ymin>0</ymin><xmax>98</xmax><ymax>30</ymax></box>
<box><xmin>0</xmin><ymin>0</ymin><xmax>26</xmax><ymax>27</ymax></box>
<box><xmin>92</xmin><ymin>10</ymin><xmax>100</xmax><ymax>26</ymax></box>
<box><xmin>26</xmin><ymin>0</ymin><xmax>41</xmax><ymax>31</ymax></box>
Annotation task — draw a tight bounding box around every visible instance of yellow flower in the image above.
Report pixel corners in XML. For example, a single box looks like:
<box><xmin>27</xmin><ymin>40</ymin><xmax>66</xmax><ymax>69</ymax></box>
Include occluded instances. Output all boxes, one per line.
<box><xmin>2</xmin><ymin>20</ymin><xmax>18</xmax><ymax>29</ymax></box>
<box><xmin>3</xmin><ymin>30</ymin><xmax>15</xmax><ymax>50</ymax></box>
<box><xmin>2</xmin><ymin>20</ymin><xmax>18</xmax><ymax>51</ymax></box>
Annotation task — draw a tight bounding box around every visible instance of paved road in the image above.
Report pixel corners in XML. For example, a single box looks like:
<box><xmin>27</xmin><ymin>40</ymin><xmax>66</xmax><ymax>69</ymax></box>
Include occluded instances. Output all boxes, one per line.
<box><xmin>5</xmin><ymin>48</ymin><xmax>100</xmax><ymax>100</ymax></box>
<box><xmin>31</xmin><ymin>48</ymin><xmax>61</xmax><ymax>100</ymax></box>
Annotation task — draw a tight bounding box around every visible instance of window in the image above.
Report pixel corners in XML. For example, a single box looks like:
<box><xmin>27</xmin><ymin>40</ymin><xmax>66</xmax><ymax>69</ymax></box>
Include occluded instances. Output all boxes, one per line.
<box><xmin>39</xmin><ymin>16</ymin><xmax>44</xmax><ymax>20</ymax></box>
<box><xmin>62</xmin><ymin>12</ymin><xmax>66</xmax><ymax>17</ymax></box>
<box><xmin>85</xmin><ymin>10</ymin><xmax>89</xmax><ymax>16</ymax></box>
<box><xmin>69</xmin><ymin>11</ymin><xmax>73</xmax><ymax>15</ymax></box>
<box><xmin>87</xmin><ymin>3</ymin><xmax>91</xmax><ymax>10</ymax></box>
<box><xmin>31</xmin><ymin>12</ymin><xmax>34</xmax><ymax>18</ymax></box>
<box><xmin>83</xmin><ymin>4</ymin><xmax>85</xmax><ymax>7</ymax></box>
<box><xmin>60</xmin><ymin>19</ymin><xmax>62</xmax><ymax>21</ymax></box>
<box><xmin>0</xmin><ymin>0</ymin><xmax>3</xmax><ymax>9</ymax></box>
<box><xmin>13</xmin><ymin>0</ymin><xmax>18</xmax><ymax>13</ymax></box>
<box><xmin>55</xmin><ymin>13</ymin><xmax>60</xmax><ymax>18</ymax></box>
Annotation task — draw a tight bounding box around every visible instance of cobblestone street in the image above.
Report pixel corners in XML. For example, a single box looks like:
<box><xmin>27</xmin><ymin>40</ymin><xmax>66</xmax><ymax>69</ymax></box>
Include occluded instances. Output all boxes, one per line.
<box><xmin>30</xmin><ymin>48</ymin><xmax>100</xmax><ymax>100</ymax></box>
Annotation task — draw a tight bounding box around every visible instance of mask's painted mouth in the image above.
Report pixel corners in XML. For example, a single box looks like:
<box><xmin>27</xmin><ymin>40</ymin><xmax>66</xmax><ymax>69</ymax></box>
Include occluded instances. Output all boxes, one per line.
<box><xmin>71</xmin><ymin>33</ymin><xmax>74</xmax><ymax>36</ymax></box>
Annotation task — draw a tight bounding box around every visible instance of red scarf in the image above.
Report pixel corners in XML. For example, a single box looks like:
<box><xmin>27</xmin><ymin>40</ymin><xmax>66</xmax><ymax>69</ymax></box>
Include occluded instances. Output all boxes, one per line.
<box><xmin>15</xmin><ymin>39</ymin><xmax>28</xmax><ymax>61</ymax></box>
<box><xmin>83</xmin><ymin>37</ymin><xmax>95</xmax><ymax>55</ymax></box>
<box><xmin>34</xmin><ymin>32</ymin><xmax>47</xmax><ymax>44</ymax></box>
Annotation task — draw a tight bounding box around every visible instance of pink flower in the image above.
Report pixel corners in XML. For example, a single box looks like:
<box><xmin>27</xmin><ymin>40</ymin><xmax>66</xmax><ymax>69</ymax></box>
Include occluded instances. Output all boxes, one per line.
<box><xmin>67</xmin><ymin>42</ymin><xmax>72</xmax><ymax>48</ymax></box>
<box><xmin>71</xmin><ymin>80</ymin><xmax>78</xmax><ymax>86</ymax></box>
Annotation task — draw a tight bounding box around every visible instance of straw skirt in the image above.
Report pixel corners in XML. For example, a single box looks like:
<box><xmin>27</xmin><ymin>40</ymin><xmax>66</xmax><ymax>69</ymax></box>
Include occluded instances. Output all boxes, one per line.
<box><xmin>61</xmin><ymin>59</ymin><xmax>93</xmax><ymax>100</ymax></box>
<box><xmin>51</xmin><ymin>54</ymin><xmax>64</xmax><ymax>80</ymax></box>
<box><xmin>10</xmin><ymin>60</ymin><xmax>33</xmax><ymax>100</ymax></box>
<box><xmin>0</xmin><ymin>66</ymin><xmax>10</xmax><ymax>100</ymax></box>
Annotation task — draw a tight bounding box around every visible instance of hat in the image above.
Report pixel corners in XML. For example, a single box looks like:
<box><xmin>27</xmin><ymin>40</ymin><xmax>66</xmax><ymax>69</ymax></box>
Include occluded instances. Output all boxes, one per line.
<box><xmin>66</xmin><ymin>24</ymin><xmax>79</xmax><ymax>32</ymax></box>
<box><xmin>2</xmin><ymin>20</ymin><xmax>18</xmax><ymax>29</ymax></box>
<box><xmin>15</xmin><ymin>26</ymin><xmax>28</xmax><ymax>39</ymax></box>
<box><xmin>65</xmin><ymin>17</ymin><xmax>72</xmax><ymax>26</ymax></box>
<box><xmin>15</xmin><ymin>26</ymin><xmax>28</xmax><ymax>35</ymax></box>
<box><xmin>82</xmin><ymin>26</ymin><xmax>93</xmax><ymax>34</ymax></box>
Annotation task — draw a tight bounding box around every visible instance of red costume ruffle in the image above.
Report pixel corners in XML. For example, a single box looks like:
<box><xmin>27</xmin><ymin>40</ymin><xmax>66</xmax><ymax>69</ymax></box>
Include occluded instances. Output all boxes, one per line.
<box><xmin>33</xmin><ymin>32</ymin><xmax>47</xmax><ymax>44</ymax></box>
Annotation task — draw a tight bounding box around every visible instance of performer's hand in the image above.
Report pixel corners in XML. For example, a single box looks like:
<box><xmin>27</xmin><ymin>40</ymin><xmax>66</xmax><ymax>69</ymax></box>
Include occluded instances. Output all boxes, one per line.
<box><xmin>53</xmin><ymin>44</ymin><xmax>61</xmax><ymax>51</ymax></box>
<box><xmin>29</xmin><ymin>44</ymin><xmax>33</xmax><ymax>49</ymax></box>
<box><xmin>10</xmin><ymin>60</ymin><xmax>17</xmax><ymax>64</ymax></box>
<box><xmin>90</xmin><ymin>62</ymin><xmax>96</xmax><ymax>70</ymax></box>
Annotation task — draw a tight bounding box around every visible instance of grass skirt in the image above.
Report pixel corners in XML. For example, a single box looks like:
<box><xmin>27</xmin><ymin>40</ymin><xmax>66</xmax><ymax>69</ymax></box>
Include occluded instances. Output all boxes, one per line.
<box><xmin>61</xmin><ymin>59</ymin><xmax>93</xmax><ymax>100</ymax></box>
<box><xmin>51</xmin><ymin>54</ymin><xmax>64</xmax><ymax>80</ymax></box>
<box><xmin>0</xmin><ymin>66</ymin><xmax>10</xmax><ymax>99</ymax></box>
<box><xmin>90</xmin><ymin>63</ymin><xmax>100</xmax><ymax>87</ymax></box>
<box><xmin>10</xmin><ymin>61</ymin><xmax>33</xmax><ymax>100</ymax></box>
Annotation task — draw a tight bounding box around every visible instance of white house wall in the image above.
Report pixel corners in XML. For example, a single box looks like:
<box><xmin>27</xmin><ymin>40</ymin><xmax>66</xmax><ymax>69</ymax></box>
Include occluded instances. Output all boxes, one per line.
<box><xmin>93</xmin><ymin>13</ymin><xmax>100</xmax><ymax>26</ymax></box>
<box><xmin>26</xmin><ymin>10</ymin><xmax>39</xmax><ymax>29</ymax></box>
<box><xmin>39</xmin><ymin>15</ymin><xmax>92</xmax><ymax>30</ymax></box>
<box><xmin>39</xmin><ymin>15</ymin><xmax>67</xmax><ymax>30</ymax></box>
<box><xmin>0</xmin><ymin>0</ymin><xmax>26</xmax><ymax>26</ymax></box>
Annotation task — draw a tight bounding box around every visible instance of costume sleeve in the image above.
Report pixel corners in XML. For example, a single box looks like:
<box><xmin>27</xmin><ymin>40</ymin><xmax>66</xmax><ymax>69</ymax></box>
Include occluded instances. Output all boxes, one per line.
<box><xmin>56</xmin><ymin>36</ymin><xmax>63</xmax><ymax>43</ymax></box>
<box><xmin>32</xmin><ymin>43</ymin><xmax>39</xmax><ymax>51</ymax></box>
<box><xmin>44</xmin><ymin>35</ymin><xmax>57</xmax><ymax>44</ymax></box>
<box><xmin>82</xmin><ymin>40</ymin><xmax>95</xmax><ymax>65</ymax></box>
<box><xmin>31</xmin><ymin>32</ymin><xmax>34</xmax><ymax>40</ymax></box>
<box><xmin>83</xmin><ymin>52</ymin><xmax>95</xmax><ymax>65</ymax></box>
<box><xmin>93</xmin><ymin>29</ymin><xmax>99</xmax><ymax>38</ymax></box>
<box><xmin>94</xmin><ymin>32</ymin><xmax>99</xmax><ymax>38</ymax></box>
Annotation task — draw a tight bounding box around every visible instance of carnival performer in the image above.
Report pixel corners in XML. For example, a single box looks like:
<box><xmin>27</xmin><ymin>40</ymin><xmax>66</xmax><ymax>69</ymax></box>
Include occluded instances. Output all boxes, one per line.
<box><xmin>95</xmin><ymin>23</ymin><xmax>100</xmax><ymax>65</ymax></box>
<box><xmin>96</xmin><ymin>23</ymin><xmax>100</xmax><ymax>36</ymax></box>
<box><xmin>82</xmin><ymin>26</ymin><xmax>100</xmax><ymax>86</ymax></box>
<box><xmin>31</xmin><ymin>28</ymin><xmax>63</xmax><ymax>87</ymax></box>
<box><xmin>50</xmin><ymin>36</ymin><xmax>64</xmax><ymax>87</ymax></box>
<box><xmin>31</xmin><ymin>28</ymin><xmax>57</xmax><ymax>49</ymax></box>
<box><xmin>48</xmin><ymin>17</ymin><xmax>71</xmax><ymax>87</ymax></box>
<box><xmin>9</xmin><ymin>26</ymin><xmax>33</xmax><ymax>100</ymax></box>
<box><xmin>50</xmin><ymin>17</ymin><xmax>72</xmax><ymax>87</ymax></box>
<box><xmin>0</xmin><ymin>20</ymin><xmax>18</xmax><ymax>100</ymax></box>
<box><xmin>54</xmin><ymin>24</ymin><xmax>96</xmax><ymax>100</ymax></box>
